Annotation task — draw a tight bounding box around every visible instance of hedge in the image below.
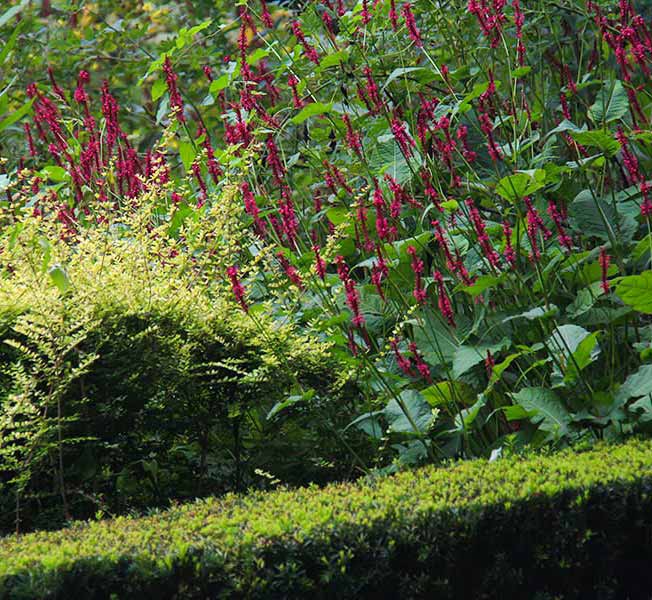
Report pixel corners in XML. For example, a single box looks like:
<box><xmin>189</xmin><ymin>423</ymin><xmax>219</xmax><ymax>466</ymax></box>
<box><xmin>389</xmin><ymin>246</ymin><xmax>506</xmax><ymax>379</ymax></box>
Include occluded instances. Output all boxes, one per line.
<box><xmin>2</xmin><ymin>439</ymin><xmax>652</xmax><ymax>599</ymax></box>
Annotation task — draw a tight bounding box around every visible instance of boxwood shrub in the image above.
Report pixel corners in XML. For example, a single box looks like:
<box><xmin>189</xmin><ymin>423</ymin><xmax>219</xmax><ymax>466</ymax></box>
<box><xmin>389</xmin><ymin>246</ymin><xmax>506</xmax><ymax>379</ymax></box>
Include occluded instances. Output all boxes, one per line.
<box><xmin>2</xmin><ymin>439</ymin><xmax>652</xmax><ymax>599</ymax></box>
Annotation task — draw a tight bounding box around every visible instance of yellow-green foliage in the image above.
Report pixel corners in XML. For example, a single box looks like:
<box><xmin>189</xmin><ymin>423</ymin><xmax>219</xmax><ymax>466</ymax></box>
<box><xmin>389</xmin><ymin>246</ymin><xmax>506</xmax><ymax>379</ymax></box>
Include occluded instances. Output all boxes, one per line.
<box><xmin>1</xmin><ymin>439</ymin><xmax>652</xmax><ymax>598</ymax></box>
<box><xmin>0</xmin><ymin>213</ymin><xmax>355</xmax><ymax>532</ymax></box>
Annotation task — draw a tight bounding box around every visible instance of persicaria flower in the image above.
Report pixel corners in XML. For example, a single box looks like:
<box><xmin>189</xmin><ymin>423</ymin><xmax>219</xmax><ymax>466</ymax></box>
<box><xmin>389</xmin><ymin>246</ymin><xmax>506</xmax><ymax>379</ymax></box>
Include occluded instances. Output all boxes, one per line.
<box><xmin>391</xmin><ymin>337</ymin><xmax>414</xmax><ymax>376</ymax></box>
<box><xmin>371</xmin><ymin>249</ymin><xmax>389</xmax><ymax>299</ymax></box>
<box><xmin>389</xmin><ymin>0</ymin><xmax>399</xmax><ymax>30</ymax></box>
<box><xmin>74</xmin><ymin>70</ymin><xmax>90</xmax><ymax>104</ymax></box>
<box><xmin>288</xmin><ymin>74</ymin><xmax>304</xmax><ymax>108</ymax></box>
<box><xmin>266</xmin><ymin>136</ymin><xmax>286</xmax><ymax>184</ymax></box>
<box><xmin>466</xmin><ymin>198</ymin><xmax>500</xmax><ymax>268</ymax></box>
<box><xmin>226</xmin><ymin>265</ymin><xmax>248</xmax><ymax>312</ymax></box>
<box><xmin>291</xmin><ymin>21</ymin><xmax>321</xmax><ymax>64</ymax></box>
<box><xmin>336</xmin><ymin>255</ymin><xmax>366</xmax><ymax>327</ymax></box>
<box><xmin>391</xmin><ymin>116</ymin><xmax>416</xmax><ymax>157</ymax></box>
<box><xmin>407</xmin><ymin>245</ymin><xmax>427</xmax><ymax>304</ymax></box>
<box><xmin>24</xmin><ymin>123</ymin><xmax>37</xmax><ymax>157</ymax></box>
<box><xmin>313</xmin><ymin>244</ymin><xmax>327</xmax><ymax>280</ymax></box>
<box><xmin>241</xmin><ymin>181</ymin><xmax>267</xmax><ymax>236</ymax></box>
<box><xmin>401</xmin><ymin>3</ymin><xmax>423</xmax><ymax>47</ymax></box>
<box><xmin>547</xmin><ymin>200</ymin><xmax>572</xmax><ymax>250</ymax></box>
<box><xmin>485</xmin><ymin>349</ymin><xmax>495</xmax><ymax>378</ymax></box>
<box><xmin>342</xmin><ymin>114</ymin><xmax>363</xmax><ymax>156</ymax></box>
<box><xmin>163</xmin><ymin>57</ymin><xmax>185</xmax><ymax>123</ymax></box>
<box><xmin>260</xmin><ymin>0</ymin><xmax>273</xmax><ymax>28</ymax></box>
<box><xmin>408</xmin><ymin>342</ymin><xmax>431</xmax><ymax>381</ymax></box>
<box><xmin>361</xmin><ymin>67</ymin><xmax>384</xmax><ymax>113</ymax></box>
<box><xmin>276</xmin><ymin>252</ymin><xmax>304</xmax><ymax>289</ymax></box>
<box><xmin>599</xmin><ymin>247</ymin><xmax>611</xmax><ymax>294</ymax></box>
<box><xmin>524</xmin><ymin>197</ymin><xmax>551</xmax><ymax>262</ymax></box>
<box><xmin>361</xmin><ymin>0</ymin><xmax>371</xmax><ymax>24</ymax></box>
<box><xmin>502</xmin><ymin>221</ymin><xmax>517</xmax><ymax>267</ymax></box>
<box><xmin>434</xmin><ymin>270</ymin><xmax>456</xmax><ymax>327</ymax></box>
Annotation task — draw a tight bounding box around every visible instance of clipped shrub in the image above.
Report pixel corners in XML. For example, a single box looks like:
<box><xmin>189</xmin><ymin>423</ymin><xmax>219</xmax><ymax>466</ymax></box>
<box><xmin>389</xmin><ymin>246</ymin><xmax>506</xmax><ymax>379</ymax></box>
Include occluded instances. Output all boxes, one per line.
<box><xmin>1</xmin><ymin>439</ymin><xmax>652</xmax><ymax>599</ymax></box>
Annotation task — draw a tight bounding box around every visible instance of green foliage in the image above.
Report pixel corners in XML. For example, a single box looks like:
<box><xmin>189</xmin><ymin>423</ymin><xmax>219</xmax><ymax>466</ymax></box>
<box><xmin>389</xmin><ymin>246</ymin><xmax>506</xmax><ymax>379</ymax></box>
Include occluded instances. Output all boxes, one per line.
<box><xmin>0</xmin><ymin>219</ymin><xmax>364</xmax><ymax>533</ymax></box>
<box><xmin>1</xmin><ymin>440</ymin><xmax>652</xmax><ymax>598</ymax></box>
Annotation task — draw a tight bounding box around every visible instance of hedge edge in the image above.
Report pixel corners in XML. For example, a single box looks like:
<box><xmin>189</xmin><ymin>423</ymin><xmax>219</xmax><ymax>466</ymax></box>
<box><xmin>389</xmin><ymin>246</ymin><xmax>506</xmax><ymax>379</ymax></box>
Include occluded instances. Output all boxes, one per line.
<box><xmin>2</xmin><ymin>439</ymin><xmax>652</xmax><ymax>599</ymax></box>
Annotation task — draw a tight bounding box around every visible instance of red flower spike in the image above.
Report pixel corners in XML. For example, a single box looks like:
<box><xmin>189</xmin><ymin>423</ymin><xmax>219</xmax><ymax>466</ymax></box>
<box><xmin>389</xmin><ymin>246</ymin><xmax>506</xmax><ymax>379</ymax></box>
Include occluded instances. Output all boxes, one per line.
<box><xmin>226</xmin><ymin>265</ymin><xmax>248</xmax><ymax>312</ymax></box>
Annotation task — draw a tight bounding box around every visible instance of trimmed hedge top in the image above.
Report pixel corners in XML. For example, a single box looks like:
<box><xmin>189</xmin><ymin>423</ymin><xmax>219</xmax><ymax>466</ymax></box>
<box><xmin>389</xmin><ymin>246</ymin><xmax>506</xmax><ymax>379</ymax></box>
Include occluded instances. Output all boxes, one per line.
<box><xmin>2</xmin><ymin>439</ymin><xmax>652</xmax><ymax>598</ymax></box>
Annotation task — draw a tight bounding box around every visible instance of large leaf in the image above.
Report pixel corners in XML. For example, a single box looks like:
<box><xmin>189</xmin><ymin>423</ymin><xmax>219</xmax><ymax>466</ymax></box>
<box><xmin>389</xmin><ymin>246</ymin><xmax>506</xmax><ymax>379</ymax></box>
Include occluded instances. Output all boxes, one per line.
<box><xmin>588</xmin><ymin>80</ymin><xmax>629</xmax><ymax>123</ymax></box>
<box><xmin>569</xmin><ymin>190</ymin><xmax>637</xmax><ymax>242</ymax></box>
<box><xmin>384</xmin><ymin>390</ymin><xmax>434</xmax><ymax>434</ymax></box>
<box><xmin>422</xmin><ymin>380</ymin><xmax>475</xmax><ymax>409</ymax></box>
<box><xmin>452</xmin><ymin>338</ymin><xmax>510</xmax><ymax>379</ymax></box>
<box><xmin>564</xmin><ymin>332</ymin><xmax>601</xmax><ymax>384</ymax></box>
<box><xmin>547</xmin><ymin>324</ymin><xmax>593</xmax><ymax>364</ymax></box>
<box><xmin>495</xmin><ymin>170</ymin><xmax>546</xmax><ymax>202</ymax></box>
<box><xmin>510</xmin><ymin>387</ymin><xmax>571</xmax><ymax>438</ymax></box>
<box><xmin>412</xmin><ymin>311</ymin><xmax>460</xmax><ymax>365</ymax></box>
<box><xmin>616</xmin><ymin>271</ymin><xmax>652</xmax><ymax>314</ymax></box>
<box><xmin>368</xmin><ymin>138</ymin><xmax>413</xmax><ymax>184</ymax></box>
<box><xmin>616</xmin><ymin>364</ymin><xmax>652</xmax><ymax>404</ymax></box>
<box><xmin>291</xmin><ymin>102</ymin><xmax>333</xmax><ymax>124</ymax></box>
<box><xmin>569</xmin><ymin>130</ymin><xmax>621</xmax><ymax>156</ymax></box>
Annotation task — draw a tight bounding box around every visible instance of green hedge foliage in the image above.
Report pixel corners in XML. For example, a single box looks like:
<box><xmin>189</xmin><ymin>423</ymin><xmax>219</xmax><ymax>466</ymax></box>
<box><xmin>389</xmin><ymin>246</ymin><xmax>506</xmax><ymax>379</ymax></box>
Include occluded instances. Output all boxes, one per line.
<box><xmin>2</xmin><ymin>439</ymin><xmax>652</xmax><ymax>599</ymax></box>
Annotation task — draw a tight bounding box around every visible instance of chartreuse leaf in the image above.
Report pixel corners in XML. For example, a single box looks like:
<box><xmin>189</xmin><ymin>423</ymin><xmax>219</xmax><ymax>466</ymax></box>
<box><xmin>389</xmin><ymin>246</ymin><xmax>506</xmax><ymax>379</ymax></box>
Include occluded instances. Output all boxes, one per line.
<box><xmin>151</xmin><ymin>78</ymin><xmax>167</xmax><ymax>102</ymax></box>
<box><xmin>616</xmin><ymin>271</ymin><xmax>652</xmax><ymax>314</ymax></box>
<box><xmin>48</xmin><ymin>265</ymin><xmax>71</xmax><ymax>294</ymax></box>
<box><xmin>179</xmin><ymin>141</ymin><xmax>195</xmax><ymax>172</ymax></box>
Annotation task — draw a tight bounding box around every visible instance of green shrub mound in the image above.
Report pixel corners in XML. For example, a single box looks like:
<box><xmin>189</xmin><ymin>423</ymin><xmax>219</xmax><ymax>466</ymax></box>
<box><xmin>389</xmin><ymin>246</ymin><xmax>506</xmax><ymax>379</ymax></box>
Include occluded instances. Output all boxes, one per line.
<box><xmin>2</xmin><ymin>440</ymin><xmax>652</xmax><ymax>599</ymax></box>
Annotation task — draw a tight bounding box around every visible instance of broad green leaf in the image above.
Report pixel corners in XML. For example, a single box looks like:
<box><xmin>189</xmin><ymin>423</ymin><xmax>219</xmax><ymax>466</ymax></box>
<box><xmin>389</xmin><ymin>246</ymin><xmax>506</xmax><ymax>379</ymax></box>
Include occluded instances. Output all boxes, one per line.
<box><xmin>0</xmin><ymin>0</ymin><xmax>28</xmax><ymax>28</ymax></box>
<box><xmin>383</xmin><ymin>67</ymin><xmax>427</xmax><ymax>89</ymax></box>
<box><xmin>616</xmin><ymin>271</ymin><xmax>652</xmax><ymax>314</ymax></box>
<box><xmin>569</xmin><ymin>130</ymin><xmax>620</xmax><ymax>156</ymax></box>
<box><xmin>564</xmin><ymin>332</ymin><xmax>601</xmax><ymax>384</ymax></box>
<box><xmin>151</xmin><ymin>78</ymin><xmax>167</xmax><ymax>102</ymax></box>
<box><xmin>547</xmin><ymin>324</ymin><xmax>592</xmax><ymax>364</ymax></box>
<box><xmin>422</xmin><ymin>381</ymin><xmax>475</xmax><ymax>409</ymax></box>
<box><xmin>460</xmin><ymin>274</ymin><xmax>502</xmax><ymax>298</ymax></box>
<box><xmin>384</xmin><ymin>390</ymin><xmax>434</xmax><ymax>434</ymax></box>
<box><xmin>209</xmin><ymin>75</ymin><xmax>230</xmax><ymax>95</ymax></box>
<box><xmin>616</xmin><ymin>364</ymin><xmax>652</xmax><ymax>403</ymax></box>
<box><xmin>412</xmin><ymin>311</ymin><xmax>460</xmax><ymax>366</ymax></box>
<box><xmin>510</xmin><ymin>387</ymin><xmax>570</xmax><ymax>438</ymax></box>
<box><xmin>0</xmin><ymin>98</ymin><xmax>34</xmax><ymax>133</ymax></box>
<box><xmin>179</xmin><ymin>141</ymin><xmax>195</xmax><ymax>172</ymax></box>
<box><xmin>291</xmin><ymin>102</ymin><xmax>333</xmax><ymax>124</ymax></box>
<box><xmin>495</xmin><ymin>169</ymin><xmax>546</xmax><ymax>202</ymax></box>
<box><xmin>40</xmin><ymin>165</ymin><xmax>68</xmax><ymax>182</ymax></box>
<box><xmin>48</xmin><ymin>265</ymin><xmax>71</xmax><ymax>294</ymax></box>
<box><xmin>316</xmin><ymin>49</ymin><xmax>349</xmax><ymax>71</ymax></box>
<box><xmin>368</xmin><ymin>139</ymin><xmax>413</xmax><ymax>184</ymax></box>
<box><xmin>452</xmin><ymin>339</ymin><xmax>510</xmax><ymax>379</ymax></box>
<box><xmin>569</xmin><ymin>190</ymin><xmax>637</xmax><ymax>242</ymax></box>
<box><xmin>588</xmin><ymin>80</ymin><xmax>628</xmax><ymax>123</ymax></box>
